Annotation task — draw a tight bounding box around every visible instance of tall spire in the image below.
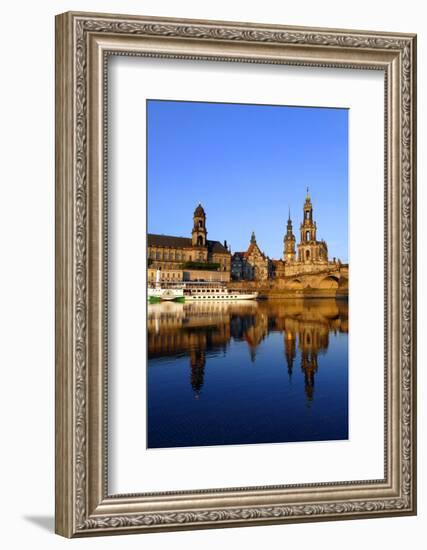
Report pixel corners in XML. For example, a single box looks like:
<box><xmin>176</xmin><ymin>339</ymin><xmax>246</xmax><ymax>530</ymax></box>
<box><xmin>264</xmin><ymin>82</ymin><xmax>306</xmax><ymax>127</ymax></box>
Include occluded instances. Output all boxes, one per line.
<box><xmin>284</xmin><ymin>210</ymin><xmax>296</xmax><ymax>262</ymax></box>
<box><xmin>286</xmin><ymin>210</ymin><xmax>293</xmax><ymax>232</ymax></box>
<box><xmin>250</xmin><ymin>230</ymin><xmax>256</xmax><ymax>244</ymax></box>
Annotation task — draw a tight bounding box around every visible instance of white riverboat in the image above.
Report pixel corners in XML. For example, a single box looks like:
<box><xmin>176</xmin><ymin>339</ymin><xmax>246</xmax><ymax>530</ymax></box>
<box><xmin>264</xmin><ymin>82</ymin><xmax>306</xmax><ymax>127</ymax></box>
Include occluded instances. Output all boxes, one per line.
<box><xmin>148</xmin><ymin>270</ymin><xmax>258</xmax><ymax>302</ymax></box>
<box><xmin>182</xmin><ymin>281</ymin><xmax>258</xmax><ymax>301</ymax></box>
<box><xmin>148</xmin><ymin>269</ymin><xmax>184</xmax><ymax>302</ymax></box>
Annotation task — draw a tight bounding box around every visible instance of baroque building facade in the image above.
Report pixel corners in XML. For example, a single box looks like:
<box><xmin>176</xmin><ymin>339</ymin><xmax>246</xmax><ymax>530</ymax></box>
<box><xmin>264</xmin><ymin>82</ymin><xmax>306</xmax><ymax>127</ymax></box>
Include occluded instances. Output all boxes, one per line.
<box><xmin>231</xmin><ymin>231</ymin><xmax>270</xmax><ymax>281</ymax></box>
<box><xmin>148</xmin><ymin>193</ymin><xmax>343</xmax><ymax>285</ymax></box>
<box><xmin>147</xmin><ymin>204</ymin><xmax>231</xmax><ymax>282</ymax></box>
<box><xmin>232</xmin><ymin>190</ymin><xmax>335</xmax><ymax>282</ymax></box>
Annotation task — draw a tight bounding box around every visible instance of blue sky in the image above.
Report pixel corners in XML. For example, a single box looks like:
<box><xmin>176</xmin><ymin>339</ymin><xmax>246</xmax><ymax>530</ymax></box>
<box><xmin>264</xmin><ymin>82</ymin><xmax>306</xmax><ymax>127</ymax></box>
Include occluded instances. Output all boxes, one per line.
<box><xmin>147</xmin><ymin>100</ymin><xmax>348</xmax><ymax>262</ymax></box>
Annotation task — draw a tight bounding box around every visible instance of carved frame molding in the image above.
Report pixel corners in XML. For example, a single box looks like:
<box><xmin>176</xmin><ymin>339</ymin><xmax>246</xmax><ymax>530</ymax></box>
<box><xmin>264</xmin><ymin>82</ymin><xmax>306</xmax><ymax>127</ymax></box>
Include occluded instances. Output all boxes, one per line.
<box><xmin>55</xmin><ymin>11</ymin><xmax>416</xmax><ymax>537</ymax></box>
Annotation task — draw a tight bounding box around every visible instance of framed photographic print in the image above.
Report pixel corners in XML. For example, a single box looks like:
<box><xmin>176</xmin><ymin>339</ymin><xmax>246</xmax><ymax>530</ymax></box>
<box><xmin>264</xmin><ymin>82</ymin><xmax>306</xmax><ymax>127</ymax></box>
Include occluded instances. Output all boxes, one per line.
<box><xmin>55</xmin><ymin>11</ymin><xmax>417</xmax><ymax>537</ymax></box>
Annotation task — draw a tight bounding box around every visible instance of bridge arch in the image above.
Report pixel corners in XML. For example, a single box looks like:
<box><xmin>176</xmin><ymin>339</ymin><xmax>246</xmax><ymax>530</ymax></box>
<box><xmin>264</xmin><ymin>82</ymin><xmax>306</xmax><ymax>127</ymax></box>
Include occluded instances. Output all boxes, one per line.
<box><xmin>318</xmin><ymin>275</ymin><xmax>339</xmax><ymax>290</ymax></box>
<box><xmin>289</xmin><ymin>278</ymin><xmax>304</xmax><ymax>290</ymax></box>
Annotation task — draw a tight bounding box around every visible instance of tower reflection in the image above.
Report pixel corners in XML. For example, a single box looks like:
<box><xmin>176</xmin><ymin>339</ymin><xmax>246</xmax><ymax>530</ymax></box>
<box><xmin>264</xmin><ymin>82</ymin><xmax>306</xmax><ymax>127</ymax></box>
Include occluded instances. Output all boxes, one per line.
<box><xmin>284</xmin><ymin>331</ymin><xmax>296</xmax><ymax>379</ymax></box>
<box><xmin>189</xmin><ymin>349</ymin><xmax>206</xmax><ymax>399</ymax></box>
<box><xmin>148</xmin><ymin>299</ymin><xmax>348</xmax><ymax>402</ymax></box>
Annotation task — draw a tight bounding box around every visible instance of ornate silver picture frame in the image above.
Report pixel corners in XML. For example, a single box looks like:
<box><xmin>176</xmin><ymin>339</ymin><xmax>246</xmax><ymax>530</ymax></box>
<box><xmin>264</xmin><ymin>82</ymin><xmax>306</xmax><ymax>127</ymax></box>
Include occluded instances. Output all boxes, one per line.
<box><xmin>55</xmin><ymin>11</ymin><xmax>416</xmax><ymax>537</ymax></box>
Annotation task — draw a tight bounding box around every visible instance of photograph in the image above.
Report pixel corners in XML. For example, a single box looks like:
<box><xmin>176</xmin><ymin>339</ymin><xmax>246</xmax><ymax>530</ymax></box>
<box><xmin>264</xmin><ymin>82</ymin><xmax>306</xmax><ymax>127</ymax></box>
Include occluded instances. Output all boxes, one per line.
<box><xmin>146</xmin><ymin>99</ymin><xmax>349</xmax><ymax>449</ymax></box>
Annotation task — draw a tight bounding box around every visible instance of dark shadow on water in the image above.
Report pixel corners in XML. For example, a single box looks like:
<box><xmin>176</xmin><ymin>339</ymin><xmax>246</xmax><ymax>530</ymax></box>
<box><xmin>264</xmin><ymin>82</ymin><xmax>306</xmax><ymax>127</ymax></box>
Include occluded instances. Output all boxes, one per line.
<box><xmin>23</xmin><ymin>515</ymin><xmax>54</xmax><ymax>533</ymax></box>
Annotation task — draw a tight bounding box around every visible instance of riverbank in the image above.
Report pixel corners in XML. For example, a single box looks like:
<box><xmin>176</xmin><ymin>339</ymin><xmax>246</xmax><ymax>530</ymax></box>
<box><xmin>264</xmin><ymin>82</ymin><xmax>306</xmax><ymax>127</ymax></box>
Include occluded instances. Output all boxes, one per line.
<box><xmin>228</xmin><ymin>280</ymin><xmax>348</xmax><ymax>300</ymax></box>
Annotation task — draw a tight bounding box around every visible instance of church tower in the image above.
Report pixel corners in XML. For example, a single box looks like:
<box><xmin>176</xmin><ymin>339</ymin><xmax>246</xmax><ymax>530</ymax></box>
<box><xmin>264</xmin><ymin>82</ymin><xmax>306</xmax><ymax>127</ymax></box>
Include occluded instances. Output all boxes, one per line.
<box><xmin>283</xmin><ymin>210</ymin><xmax>296</xmax><ymax>263</ymax></box>
<box><xmin>191</xmin><ymin>203</ymin><xmax>207</xmax><ymax>247</ymax></box>
<box><xmin>300</xmin><ymin>188</ymin><xmax>317</xmax><ymax>244</ymax></box>
<box><xmin>297</xmin><ymin>188</ymin><xmax>328</xmax><ymax>264</ymax></box>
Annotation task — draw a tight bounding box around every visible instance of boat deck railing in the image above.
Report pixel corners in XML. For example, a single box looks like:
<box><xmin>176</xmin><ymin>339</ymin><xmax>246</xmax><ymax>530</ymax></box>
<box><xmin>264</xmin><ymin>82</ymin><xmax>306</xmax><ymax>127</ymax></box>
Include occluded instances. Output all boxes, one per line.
<box><xmin>148</xmin><ymin>281</ymin><xmax>227</xmax><ymax>289</ymax></box>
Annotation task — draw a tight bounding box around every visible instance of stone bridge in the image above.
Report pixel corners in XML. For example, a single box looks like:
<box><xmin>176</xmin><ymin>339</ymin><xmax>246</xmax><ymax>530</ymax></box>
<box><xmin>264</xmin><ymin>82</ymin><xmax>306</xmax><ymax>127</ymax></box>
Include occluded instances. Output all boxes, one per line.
<box><xmin>229</xmin><ymin>265</ymin><xmax>349</xmax><ymax>298</ymax></box>
<box><xmin>279</xmin><ymin>265</ymin><xmax>348</xmax><ymax>294</ymax></box>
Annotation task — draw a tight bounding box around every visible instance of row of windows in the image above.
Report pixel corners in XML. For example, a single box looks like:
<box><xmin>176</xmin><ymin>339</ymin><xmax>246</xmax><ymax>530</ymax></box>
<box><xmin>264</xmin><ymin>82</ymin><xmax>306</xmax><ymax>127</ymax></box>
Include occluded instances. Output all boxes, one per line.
<box><xmin>149</xmin><ymin>248</ymin><xmax>230</xmax><ymax>263</ymax></box>
<box><xmin>149</xmin><ymin>250</ymin><xmax>189</xmax><ymax>261</ymax></box>
<box><xmin>190</xmin><ymin>295</ymin><xmax>239</xmax><ymax>300</ymax></box>
<box><xmin>192</xmin><ymin>289</ymin><xmax>225</xmax><ymax>293</ymax></box>
<box><xmin>148</xmin><ymin>272</ymin><xmax>181</xmax><ymax>281</ymax></box>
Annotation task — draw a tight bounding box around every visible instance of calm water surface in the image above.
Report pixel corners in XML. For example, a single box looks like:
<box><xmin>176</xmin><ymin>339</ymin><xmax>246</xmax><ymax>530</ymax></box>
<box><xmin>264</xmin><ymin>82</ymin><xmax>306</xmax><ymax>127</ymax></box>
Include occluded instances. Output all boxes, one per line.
<box><xmin>147</xmin><ymin>298</ymin><xmax>348</xmax><ymax>448</ymax></box>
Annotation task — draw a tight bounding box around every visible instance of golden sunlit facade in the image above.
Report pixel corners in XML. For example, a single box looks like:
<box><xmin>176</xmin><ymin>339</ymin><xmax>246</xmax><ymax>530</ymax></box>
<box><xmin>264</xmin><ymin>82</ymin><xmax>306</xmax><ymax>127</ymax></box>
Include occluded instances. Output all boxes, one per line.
<box><xmin>147</xmin><ymin>204</ymin><xmax>231</xmax><ymax>282</ymax></box>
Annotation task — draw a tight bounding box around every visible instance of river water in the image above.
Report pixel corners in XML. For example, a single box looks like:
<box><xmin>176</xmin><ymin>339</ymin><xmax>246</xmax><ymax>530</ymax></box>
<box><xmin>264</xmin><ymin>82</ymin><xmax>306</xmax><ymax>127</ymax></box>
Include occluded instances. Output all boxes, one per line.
<box><xmin>147</xmin><ymin>298</ymin><xmax>348</xmax><ymax>449</ymax></box>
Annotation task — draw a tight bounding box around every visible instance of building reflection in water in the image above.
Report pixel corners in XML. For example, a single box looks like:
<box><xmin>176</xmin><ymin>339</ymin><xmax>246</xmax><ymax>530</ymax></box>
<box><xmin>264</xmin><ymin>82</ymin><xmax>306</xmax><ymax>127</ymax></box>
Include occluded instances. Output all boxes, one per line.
<box><xmin>189</xmin><ymin>349</ymin><xmax>205</xmax><ymax>399</ymax></box>
<box><xmin>147</xmin><ymin>299</ymin><xmax>348</xmax><ymax>401</ymax></box>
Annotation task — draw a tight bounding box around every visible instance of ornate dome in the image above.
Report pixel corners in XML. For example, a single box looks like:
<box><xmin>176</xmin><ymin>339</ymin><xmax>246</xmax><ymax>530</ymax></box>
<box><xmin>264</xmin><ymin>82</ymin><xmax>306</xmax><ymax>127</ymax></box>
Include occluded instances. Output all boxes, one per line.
<box><xmin>194</xmin><ymin>203</ymin><xmax>205</xmax><ymax>217</ymax></box>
